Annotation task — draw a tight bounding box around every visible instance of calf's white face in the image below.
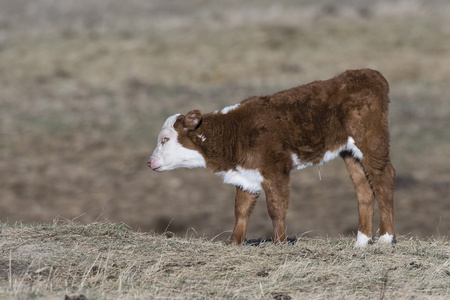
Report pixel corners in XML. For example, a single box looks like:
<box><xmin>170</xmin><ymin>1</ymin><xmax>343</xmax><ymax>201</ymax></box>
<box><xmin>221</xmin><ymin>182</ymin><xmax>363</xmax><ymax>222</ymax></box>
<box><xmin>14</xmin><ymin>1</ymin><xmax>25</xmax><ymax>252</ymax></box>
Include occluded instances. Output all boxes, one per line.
<box><xmin>148</xmin><ymin>114</ymin><xmax>206</xmax><ymax>172</ymax></box>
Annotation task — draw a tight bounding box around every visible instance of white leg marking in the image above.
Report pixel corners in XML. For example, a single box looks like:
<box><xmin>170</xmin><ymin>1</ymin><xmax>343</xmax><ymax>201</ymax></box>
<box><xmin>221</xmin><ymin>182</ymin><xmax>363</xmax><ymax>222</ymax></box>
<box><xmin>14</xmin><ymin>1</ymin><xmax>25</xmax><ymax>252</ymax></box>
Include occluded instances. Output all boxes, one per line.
<box><xmin>378</xmin><ymin>233</ymin><xmax>394</xmax><ymax>244</ymax></box>
<box><xmin>354</xmin><ymin>231</ymin><xmax>372</xmax><ymax>248</ymax></box>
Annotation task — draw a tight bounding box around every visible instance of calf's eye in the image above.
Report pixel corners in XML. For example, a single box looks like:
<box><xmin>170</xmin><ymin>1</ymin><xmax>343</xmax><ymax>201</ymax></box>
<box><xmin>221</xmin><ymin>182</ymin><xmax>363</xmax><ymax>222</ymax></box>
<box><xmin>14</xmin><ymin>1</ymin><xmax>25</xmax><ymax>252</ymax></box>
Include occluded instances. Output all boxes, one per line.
<box><xmin>161</xmin><ymin>137</ymin><xmax>170</xmax><ymax>145</ymax></box>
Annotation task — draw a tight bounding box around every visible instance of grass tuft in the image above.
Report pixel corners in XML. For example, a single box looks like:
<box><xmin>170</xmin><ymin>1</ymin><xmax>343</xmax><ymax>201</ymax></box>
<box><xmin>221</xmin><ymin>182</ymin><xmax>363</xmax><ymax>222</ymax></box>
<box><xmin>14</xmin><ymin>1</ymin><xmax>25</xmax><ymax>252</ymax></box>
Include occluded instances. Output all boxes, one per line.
<box><xmin>0</xmin><ymin>222</ymin><xmax>449</xmax><ymax>299</ymax></box>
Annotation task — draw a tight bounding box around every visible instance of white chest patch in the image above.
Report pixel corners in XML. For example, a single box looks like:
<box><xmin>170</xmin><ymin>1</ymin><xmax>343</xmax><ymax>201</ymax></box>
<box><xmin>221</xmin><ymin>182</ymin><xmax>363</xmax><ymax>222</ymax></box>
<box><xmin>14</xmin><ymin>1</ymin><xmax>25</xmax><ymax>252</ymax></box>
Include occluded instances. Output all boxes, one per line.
<box><xmin>216</xmin><ymin>166</ymin><xmax>264</xmax><ymax>194</ymax></box>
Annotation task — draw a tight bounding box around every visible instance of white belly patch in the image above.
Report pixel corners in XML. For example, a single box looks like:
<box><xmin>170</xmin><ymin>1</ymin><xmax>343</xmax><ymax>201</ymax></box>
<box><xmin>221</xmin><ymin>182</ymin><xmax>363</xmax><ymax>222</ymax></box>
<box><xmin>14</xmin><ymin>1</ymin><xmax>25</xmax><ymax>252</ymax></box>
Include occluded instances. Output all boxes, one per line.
<box><xmin>320</xmin><ymin>137</ymin><xmax>363</xmax><ymax>165</ymax></box>
<box><xmin>291</xmin><ymin>137</ymin><xmax>363</xmax><ymax>171</ymax></box>
<box><xmin>291</xmin><ymin>153</ymin><xmax>314</xmax><ymax>170</ymax></box>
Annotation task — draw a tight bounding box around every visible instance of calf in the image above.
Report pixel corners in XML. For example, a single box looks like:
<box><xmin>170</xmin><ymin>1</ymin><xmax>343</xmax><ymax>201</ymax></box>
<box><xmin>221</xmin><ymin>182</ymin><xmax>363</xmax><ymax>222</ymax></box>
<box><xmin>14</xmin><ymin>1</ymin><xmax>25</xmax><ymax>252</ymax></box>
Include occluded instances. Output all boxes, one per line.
<box><xmin>148</xmin><ymin>69</ymin><xmax>396</xmax><ymax>247</ymax></box>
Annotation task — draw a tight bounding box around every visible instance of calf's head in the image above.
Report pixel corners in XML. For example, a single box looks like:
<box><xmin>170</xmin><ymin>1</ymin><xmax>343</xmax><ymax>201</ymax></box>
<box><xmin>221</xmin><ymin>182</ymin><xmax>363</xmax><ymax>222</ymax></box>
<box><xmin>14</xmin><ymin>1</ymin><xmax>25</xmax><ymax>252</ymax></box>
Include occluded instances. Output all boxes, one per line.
<box><xmin>148</xmin><ymin>110</ymin><xmax>206</xmax><ymax>172</ymax></box>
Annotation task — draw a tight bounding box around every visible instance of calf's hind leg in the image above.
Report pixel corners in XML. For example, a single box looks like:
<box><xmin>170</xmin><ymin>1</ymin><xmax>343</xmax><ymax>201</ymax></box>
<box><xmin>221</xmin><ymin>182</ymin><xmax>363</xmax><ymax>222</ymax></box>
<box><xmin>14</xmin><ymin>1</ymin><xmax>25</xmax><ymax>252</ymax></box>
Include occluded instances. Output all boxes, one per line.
<box><xmin>230</xmin><ymin>187</ymin><xmax>258</xmax><ymax>245</ymax></box>
<box><xmin>364</xmin><ymin>161</ymin><xmax>396</xmax><ymax>244</ymax></box>
<box><xmin>343</xmin><ymin>155</ymin><xmax>375</xmax><ymax>247</ymax></box>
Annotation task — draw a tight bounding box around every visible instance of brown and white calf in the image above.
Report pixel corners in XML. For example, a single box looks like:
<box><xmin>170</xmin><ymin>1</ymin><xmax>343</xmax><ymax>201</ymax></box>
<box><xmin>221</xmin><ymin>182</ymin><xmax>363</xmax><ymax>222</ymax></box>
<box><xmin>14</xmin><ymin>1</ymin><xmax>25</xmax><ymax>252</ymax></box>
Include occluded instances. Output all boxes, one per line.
<box><xmin>148</xmin><ymin>69</ymin><xmax>396</xmax><ymax>247</ymax></box>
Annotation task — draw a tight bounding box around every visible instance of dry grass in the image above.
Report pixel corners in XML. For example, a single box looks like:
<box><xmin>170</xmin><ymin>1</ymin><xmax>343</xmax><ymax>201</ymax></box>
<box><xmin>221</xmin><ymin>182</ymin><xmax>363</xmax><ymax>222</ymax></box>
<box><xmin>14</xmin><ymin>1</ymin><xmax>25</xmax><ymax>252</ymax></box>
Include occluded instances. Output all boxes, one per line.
<box><xmin>0</xmin><ymin>221</ymin><xmax>449</xmax><ymax>299</ymax></box>
<box><xmin>0</xmin><ymin>0</ymin><xmax>449</xmax><ymax>249</ymax></box>
<box><xmin>1</xmin><ymin>2</ymin><xmax>448</xmax><ymax>298</ymax></box>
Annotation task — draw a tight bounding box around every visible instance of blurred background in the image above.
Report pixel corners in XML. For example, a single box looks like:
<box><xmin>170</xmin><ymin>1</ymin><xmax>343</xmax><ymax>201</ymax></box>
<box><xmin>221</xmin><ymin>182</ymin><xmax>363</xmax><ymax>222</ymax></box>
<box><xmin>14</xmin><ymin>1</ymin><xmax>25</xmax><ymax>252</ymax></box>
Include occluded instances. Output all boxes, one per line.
<box><xmin>0</xmin><ymin>0</ymin><xmax>449</xmax><ymax>240</ymax></box>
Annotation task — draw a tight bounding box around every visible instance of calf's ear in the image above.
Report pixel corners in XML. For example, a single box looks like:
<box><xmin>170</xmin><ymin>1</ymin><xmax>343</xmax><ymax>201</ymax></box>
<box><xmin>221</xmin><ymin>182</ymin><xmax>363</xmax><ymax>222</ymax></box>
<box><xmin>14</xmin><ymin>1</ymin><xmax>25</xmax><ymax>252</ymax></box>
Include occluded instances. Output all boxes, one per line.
<box><xmin>183</xmin><ymin>110</ymin><xmax>202</xmax><ymax>130</ymax></box>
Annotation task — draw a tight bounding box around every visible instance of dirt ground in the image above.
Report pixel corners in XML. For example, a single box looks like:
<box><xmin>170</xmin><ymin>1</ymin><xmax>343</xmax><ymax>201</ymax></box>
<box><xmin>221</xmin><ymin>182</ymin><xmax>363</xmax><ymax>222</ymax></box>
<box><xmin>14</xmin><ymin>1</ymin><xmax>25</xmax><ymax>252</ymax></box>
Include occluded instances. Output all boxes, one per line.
<box><xmin>0</xmin><ymin>0</ymin><xmax>449</xmax><ymax>241</ymax></box>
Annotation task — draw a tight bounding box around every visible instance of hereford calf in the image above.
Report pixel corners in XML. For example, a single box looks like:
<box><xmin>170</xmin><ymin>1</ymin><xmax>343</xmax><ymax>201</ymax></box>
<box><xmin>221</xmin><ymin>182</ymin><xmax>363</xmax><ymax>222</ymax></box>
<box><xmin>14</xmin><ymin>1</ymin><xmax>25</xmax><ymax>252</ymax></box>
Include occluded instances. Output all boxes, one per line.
<box><xmin>148</xmin><ymin>69</ymin><xmax>396</xmax><ymax>247</ymax></box>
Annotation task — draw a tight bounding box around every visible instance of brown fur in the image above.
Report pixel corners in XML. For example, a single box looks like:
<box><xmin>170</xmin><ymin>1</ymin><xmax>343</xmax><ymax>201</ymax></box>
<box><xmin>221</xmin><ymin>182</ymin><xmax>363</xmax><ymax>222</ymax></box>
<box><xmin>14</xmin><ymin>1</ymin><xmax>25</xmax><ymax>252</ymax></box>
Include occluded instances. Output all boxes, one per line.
<box><xmin>174</xmin><ymin>69</ymin><xmax>395</xmax><ymax>245</ymax></box>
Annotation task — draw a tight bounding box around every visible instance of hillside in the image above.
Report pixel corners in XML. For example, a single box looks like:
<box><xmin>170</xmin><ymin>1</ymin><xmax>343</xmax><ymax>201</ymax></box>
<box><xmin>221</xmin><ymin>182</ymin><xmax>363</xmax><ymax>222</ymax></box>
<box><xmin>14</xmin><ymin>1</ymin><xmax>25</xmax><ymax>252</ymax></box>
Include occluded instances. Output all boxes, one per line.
<box><xmin>0</xmin><ymin>0</ymin><xmax>449</xmax><ymax>241</ymax></box>
<box><xmin>1</xmin><ymin>2</ymin><xmax>449</xmax><ymax>297</ymax></box>
<box><xmin>1</xmin><ymin>222</ymin><xmax>449</xmax><ymax>299</ymax></box>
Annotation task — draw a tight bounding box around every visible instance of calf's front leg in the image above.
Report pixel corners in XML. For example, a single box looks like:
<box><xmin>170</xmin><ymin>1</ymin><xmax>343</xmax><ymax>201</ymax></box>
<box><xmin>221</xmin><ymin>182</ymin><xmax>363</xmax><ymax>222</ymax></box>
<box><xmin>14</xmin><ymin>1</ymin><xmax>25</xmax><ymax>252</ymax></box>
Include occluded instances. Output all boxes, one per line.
<box><xmin>263</xmin><ymin>176</ymin><xmax>290</xmax><ymax>244</ymax></box>
<box><xmin>230</xmin><ymin>187</ymin><xmax>258</xmax><ymax>245</ymax></box>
